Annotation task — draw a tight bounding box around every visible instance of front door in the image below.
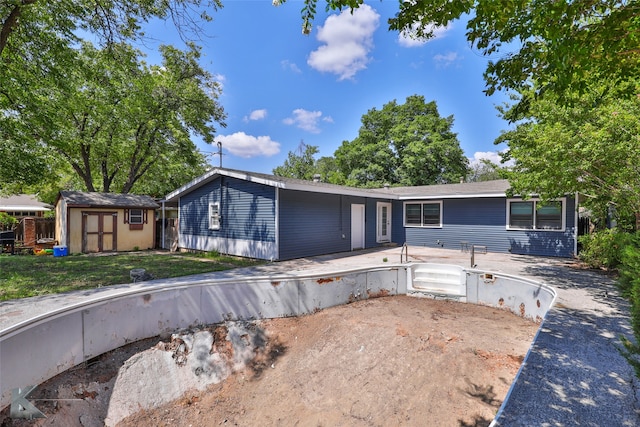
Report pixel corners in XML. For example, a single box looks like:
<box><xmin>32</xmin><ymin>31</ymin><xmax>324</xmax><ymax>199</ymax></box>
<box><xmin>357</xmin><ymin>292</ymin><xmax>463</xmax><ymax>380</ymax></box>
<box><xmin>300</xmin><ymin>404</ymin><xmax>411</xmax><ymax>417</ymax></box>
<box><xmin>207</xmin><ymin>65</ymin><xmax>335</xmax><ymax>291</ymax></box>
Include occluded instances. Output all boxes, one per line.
<box><xmin>83</xmin><ymin>211</ymin><xmax>117</xmax><ymax>253</ymax></box>
<box><xmin>351</xmin><ymin>204</ymin><xmax>365</xmax><ymax>250</ymax></box>
<box><xmin>376</xmin><ymin>202</ymin><xmax>391</xmax><ymax>243</ymax></box>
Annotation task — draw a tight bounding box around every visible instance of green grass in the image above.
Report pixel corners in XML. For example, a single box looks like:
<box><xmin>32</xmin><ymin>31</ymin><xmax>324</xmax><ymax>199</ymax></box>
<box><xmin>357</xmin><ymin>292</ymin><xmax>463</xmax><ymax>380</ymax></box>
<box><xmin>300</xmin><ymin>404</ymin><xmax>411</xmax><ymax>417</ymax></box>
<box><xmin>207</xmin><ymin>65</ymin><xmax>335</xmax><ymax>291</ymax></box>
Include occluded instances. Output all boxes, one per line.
<box><xmin>0</xmin><ymin>251</ymin><xmax>263</xmax><ymax>301</ymax></box>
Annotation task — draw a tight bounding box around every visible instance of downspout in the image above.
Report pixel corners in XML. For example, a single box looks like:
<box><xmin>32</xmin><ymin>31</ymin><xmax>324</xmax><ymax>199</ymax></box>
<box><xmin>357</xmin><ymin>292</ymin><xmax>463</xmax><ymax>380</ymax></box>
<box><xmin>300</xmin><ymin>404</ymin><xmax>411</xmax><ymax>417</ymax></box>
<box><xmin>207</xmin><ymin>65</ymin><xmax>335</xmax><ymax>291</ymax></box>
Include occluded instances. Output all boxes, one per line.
<box><xmin>574</xmin><ymin>192</ymin><xmax>579</xmax><ymax>256</ymax></box>
<box><xmin>274</xmin><ymin>187</ymin><xmax>279</xmax><ymax>262</ymax></box>
<box><xmin>161</xmin><ymin>200</ymin><xmax>165</xmax><ymax>250</ymax></box>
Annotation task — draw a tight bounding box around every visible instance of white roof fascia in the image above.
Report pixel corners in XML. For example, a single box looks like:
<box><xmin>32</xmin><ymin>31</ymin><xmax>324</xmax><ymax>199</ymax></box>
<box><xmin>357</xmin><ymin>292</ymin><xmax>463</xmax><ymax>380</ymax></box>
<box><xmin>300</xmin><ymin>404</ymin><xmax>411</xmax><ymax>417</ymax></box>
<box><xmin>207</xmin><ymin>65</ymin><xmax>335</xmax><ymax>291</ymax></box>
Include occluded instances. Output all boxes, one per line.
<box><xmin>0</xmin><ymin>206</ymin><xmax>51</xmax><ymax>211</ymax></box>
<box><xmin>397</xmin><ymin>192</ymin><xmax>507</xmax><ymax>200</ymax></box>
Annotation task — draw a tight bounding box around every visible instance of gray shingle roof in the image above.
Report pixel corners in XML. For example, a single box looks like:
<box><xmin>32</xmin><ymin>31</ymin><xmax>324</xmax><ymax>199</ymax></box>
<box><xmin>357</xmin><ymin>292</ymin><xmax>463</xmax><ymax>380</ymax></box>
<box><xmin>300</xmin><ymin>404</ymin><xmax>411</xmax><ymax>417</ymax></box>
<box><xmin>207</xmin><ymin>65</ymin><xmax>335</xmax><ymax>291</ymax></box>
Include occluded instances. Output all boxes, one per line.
<box><xmin>58</xmin><ymin>191</ymin><xmax>159</xmax><ymax>209</ymax></box>
<box><xmin>0</xmin><ymin>194</ymin><xmax>53</xmax><ymax>211</ymax></box>
<box><xmin>163</xmin><ymin>167</ymin><xmax>512</xmax><ymax>203</ymax></box>
<box><xmin>382</xmin><ymin>179</ymin><xmax>511</xmax><ymax>199</ymax></box>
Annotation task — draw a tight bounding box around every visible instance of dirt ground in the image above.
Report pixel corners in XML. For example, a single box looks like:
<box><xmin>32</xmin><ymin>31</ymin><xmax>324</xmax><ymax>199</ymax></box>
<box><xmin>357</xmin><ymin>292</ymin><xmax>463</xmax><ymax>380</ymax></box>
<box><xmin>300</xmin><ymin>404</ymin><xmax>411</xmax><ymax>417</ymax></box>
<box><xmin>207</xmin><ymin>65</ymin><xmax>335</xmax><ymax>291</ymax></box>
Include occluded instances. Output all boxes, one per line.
<box><xmin>1</xmin><ymin>296</ymin><xmax>538</xmax><ymax>427</ymax></box>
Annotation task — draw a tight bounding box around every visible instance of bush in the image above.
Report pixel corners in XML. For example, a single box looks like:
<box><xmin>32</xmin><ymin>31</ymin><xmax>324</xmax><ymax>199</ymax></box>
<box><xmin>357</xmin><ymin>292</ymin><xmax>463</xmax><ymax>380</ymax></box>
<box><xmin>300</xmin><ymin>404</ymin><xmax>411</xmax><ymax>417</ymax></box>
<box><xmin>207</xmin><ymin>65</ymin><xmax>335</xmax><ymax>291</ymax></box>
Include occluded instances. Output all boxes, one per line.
<box><xmin>578</xmin><ymin>229</ymin><xmax>633</xmax><ymax>270</ymax></box>
<box><xmin>0</xmin><ymin>212</ymin><xmax>17</xmax><ymax>229</ymax></box>
<box><xmin>618</xmin><ymin>232</ymin><xmax>640</xmax><ymax>376</ymax></box>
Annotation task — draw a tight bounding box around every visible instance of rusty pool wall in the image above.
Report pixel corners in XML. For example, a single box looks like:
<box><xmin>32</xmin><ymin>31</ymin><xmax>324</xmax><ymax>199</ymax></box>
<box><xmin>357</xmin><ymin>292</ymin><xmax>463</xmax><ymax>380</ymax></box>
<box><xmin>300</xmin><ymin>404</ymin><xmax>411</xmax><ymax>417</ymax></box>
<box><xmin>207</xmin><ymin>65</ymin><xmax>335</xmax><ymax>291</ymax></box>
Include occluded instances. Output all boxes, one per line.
<box><xmin>0</xmin><ymin>263</ymin><xmax>556</xmax><ymax>409</ymax></box>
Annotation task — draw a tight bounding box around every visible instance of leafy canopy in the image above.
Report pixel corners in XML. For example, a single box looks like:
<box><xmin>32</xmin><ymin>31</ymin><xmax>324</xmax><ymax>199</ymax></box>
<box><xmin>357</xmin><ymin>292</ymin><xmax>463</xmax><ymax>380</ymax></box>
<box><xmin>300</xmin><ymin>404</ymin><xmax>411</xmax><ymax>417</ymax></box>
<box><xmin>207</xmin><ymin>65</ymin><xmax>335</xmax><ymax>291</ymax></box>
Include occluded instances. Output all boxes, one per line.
<box><xmin>499</xmin><ymin>81</ymin><xmax>640</xmax><ymax>229</ymax></box>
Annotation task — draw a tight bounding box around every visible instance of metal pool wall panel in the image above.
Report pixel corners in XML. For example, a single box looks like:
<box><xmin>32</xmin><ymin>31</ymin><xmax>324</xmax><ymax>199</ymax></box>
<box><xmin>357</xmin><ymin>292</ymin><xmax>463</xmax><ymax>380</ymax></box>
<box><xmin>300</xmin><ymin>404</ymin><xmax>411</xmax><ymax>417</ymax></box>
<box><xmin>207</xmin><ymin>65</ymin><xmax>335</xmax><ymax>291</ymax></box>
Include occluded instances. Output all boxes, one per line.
<box><xmin>0</xmin><ymin>312</ymin><xmax>84</xmax><ymax>409</ymax></box>
<box><xmin>199</xmin><ymin>279</ymin><xmax>300</xmax><ymax>322</ymax></box>
<box><xmin>366</xmin><ymin>268</ymin><xmax>401</xmax><ymax>297</ymax></box>
<box><xmin>82</xmin><ymin>287</ymin><xmax>202</xmax><ymax>360</ymax></box>
<box><xmin>467</xmin><ymin>270</ymin><xmax>555</xmax><ymax>321</ymax></box>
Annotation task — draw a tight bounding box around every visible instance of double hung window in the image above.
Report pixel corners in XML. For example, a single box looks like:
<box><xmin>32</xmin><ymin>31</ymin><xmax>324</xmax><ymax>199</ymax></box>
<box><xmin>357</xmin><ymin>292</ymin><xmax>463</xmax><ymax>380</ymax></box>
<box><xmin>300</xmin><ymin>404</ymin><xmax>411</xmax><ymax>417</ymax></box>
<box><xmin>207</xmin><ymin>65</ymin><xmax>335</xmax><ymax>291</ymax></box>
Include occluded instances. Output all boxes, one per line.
<box><xmin>507</xmin><ymin>199</ymin><xmax>564</xmax><ymax>231</ymax></box>
<box><xmin>209</xmin><ymin>202</ymin><xmax>221</xmax><ymax>230</ymax></box>
<box><xmin>404</xmin><ymin>201</ymin><xmax>442</xmax><ymax>227</ymax></box>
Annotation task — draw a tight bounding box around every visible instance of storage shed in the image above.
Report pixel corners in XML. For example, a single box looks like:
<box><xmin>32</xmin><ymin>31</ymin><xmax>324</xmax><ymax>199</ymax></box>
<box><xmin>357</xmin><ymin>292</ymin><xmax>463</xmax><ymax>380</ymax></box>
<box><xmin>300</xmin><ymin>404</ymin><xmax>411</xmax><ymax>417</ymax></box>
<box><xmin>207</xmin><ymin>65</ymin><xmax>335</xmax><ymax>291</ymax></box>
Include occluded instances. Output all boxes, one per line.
<box><xmin>55</xmin><ymin>191</ymin><xmax>159</xmax><ymax>254</ymax></box>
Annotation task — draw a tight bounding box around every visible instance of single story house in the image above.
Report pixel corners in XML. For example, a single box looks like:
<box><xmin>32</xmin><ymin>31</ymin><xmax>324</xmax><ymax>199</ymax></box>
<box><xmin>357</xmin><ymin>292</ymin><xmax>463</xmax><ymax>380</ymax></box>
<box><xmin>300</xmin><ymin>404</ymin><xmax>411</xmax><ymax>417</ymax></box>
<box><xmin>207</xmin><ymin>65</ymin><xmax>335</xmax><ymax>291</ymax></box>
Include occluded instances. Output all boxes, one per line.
<box><xmin>162</xmin><ymin>168</ymin><xmax>578</xmax><ymax>261</ymax></box>
<box><xmin>55</xmin><ymin>191</ymin><xmax>159</xmax><ymax>254</ymax></box>
<box><xmin>0</xmin><ymin>194</ymin><xmax>52</xmax><ymax>218</ymax></box>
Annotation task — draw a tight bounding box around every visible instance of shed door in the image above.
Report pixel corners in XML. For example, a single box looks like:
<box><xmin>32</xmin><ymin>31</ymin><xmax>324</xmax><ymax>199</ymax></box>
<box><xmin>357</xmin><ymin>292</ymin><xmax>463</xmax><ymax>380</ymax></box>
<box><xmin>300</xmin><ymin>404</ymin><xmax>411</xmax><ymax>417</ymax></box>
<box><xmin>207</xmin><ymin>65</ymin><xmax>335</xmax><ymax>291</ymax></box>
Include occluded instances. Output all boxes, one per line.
<box><xmin>351</xmin><ymin>204</ymin><xmax>365</xmax><ymax>250</ymax></box>
<box><xmin>83</xmin><ymin>212</ymin><xmax>117</xmax><ymax>253</ymax></box>
<box><xmin>376</xmin><ymin>202</ymin><xmax>391</xmax><ymax>243</ymax></box>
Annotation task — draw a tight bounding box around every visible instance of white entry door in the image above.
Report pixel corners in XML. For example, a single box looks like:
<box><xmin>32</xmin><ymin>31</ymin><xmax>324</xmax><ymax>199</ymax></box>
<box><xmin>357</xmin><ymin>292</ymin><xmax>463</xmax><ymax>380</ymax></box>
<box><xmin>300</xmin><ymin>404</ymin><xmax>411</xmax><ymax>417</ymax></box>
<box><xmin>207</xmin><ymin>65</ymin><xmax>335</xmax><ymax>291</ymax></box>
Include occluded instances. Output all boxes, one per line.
<box><xmin>376</xmin><ymin>202</ymin><xmax>391</xmax><ymax>243</ymax></box>
<box><xmin>351</xmin><ymin>204</ymin><xmax>365</xmax><ymax>250</ymax></box>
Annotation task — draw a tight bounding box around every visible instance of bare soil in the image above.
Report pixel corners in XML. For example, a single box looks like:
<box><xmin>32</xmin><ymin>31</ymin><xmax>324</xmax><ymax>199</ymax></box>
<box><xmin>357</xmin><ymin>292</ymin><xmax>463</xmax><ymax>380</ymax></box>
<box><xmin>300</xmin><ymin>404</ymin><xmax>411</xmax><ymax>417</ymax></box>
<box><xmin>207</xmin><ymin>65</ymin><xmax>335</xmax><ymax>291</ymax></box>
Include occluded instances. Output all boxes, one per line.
<box><xmin>1</xmin><ymin>296</ymin><xmax>537</xmax><ymax>427</ymax></box>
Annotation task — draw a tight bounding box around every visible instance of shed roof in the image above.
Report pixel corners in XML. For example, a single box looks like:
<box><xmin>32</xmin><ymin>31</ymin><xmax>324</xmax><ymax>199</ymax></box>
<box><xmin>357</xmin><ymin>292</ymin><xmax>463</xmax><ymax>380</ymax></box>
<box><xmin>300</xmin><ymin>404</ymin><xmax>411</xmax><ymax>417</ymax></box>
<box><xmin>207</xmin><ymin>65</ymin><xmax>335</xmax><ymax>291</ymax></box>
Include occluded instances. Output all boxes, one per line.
<box><xmin>0</xmin><ymin>194</ymin><xmax>52</xmax><ymax>212</ymax></box>
<box><xmin>58</xmin><ymin>191</ymin><xmax>159</xmax><ymax>209</ymax></box>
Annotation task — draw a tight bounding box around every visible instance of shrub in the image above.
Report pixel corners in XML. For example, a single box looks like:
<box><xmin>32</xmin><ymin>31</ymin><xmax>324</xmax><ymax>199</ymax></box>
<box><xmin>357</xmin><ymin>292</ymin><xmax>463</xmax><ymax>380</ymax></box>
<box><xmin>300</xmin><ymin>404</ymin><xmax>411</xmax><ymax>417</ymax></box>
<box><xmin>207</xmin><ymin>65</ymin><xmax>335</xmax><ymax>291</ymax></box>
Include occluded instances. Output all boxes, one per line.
<box><xmin>578</xmin><ymin>229</ymin><xmax>633</xmax><ymax>270</ymax></box>
<box><xmin>0</xmin><ymin>212</ymin><xmax>17</xmax><ymax>229</ymax></box>
<box><xmin>618</xmin><ymin>232</ymin><xmax>640</xmax><ymax>376</ymax></box>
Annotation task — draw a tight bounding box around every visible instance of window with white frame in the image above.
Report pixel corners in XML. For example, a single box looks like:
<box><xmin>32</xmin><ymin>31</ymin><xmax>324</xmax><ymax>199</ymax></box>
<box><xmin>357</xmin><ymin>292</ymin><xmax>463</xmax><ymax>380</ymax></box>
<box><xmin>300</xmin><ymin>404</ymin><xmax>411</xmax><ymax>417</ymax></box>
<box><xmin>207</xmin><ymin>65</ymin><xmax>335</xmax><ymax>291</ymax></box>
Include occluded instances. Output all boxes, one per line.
<box><xmin>507</xmin><ymin>199</ymin><xmax>565</xmax><ymax>231</ymax></box>
<box><xmin>404</xmin><ymin>201</ymin><xmax>442</xmax><ymax>227</ymax></box>
<box><xmin>129</xmin><ymin>209</ymin><xmax>143</xmax><ymax>225</ymax></box>
<box><xmin>209</xmin><ymin>202</ymin><xmax>221</xmax><ymax>230</ymax></box>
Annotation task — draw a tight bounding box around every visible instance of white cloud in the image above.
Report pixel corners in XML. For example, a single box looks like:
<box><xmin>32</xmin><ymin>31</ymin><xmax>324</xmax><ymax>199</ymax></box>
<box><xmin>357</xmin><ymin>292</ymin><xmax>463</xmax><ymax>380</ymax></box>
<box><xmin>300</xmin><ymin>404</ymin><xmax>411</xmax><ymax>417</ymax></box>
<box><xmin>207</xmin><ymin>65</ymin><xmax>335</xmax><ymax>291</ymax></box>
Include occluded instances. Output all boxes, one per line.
<box><xmin>398</xmin><ymin>23</ymin><xmax>452</xmax><ymax>47</ymax></box>
<box><xmin>281</xmin><ymin>60</ymin><xmax>302</xmax><ymax>73</ymax></box>
<box><xmin>216</xmin><ymin>132</ymin><xmax>280</xmax><ymax>158</ymax></box>
<box><xmin>243</xmin><ymin>109</ymin><xmax>268</xmax><ymax>122</ymax></box>
<box><xmin>283</xmin><ymin>109</ymin><xmax>331</xmax><ymax>133</ymax></box>
<box><xmin>469</xmin><ymin>150</ymin><xmax>513</xmax><ymax>167</ymax></box>
<box><xmin>307</xmin><ymin>4</ymin><xmax>380</xmax><ymax>80</ymax></box>
<box><xmin>433</xmin><ymin>51</ymin><xmax>461</xmax><ymax>67</ymax></box>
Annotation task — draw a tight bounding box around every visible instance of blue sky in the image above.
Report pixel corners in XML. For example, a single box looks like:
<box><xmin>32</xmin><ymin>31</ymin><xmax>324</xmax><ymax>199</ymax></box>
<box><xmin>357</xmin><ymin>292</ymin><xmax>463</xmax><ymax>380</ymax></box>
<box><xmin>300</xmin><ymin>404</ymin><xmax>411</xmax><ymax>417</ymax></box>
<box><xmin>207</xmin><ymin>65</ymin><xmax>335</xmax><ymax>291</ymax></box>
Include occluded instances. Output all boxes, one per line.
<box><xmin>145</xmin><ymin>1</ymin><xmax>513</xmax><ymax>174</ymax></box>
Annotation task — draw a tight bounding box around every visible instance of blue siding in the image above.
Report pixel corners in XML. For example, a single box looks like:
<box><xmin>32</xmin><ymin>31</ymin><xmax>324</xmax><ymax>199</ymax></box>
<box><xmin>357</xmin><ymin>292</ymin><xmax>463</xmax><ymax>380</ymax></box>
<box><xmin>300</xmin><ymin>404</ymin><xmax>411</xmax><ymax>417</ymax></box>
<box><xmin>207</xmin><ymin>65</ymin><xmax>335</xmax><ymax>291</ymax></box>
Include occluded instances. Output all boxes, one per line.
<box><xmin>402</xmin><ymin>197</ymin><xmax>576</xmax><ymax>258</ymax></box>
<box><xmin>278</xmin><ymin>190</ymin><xmax>351</xmax><ymax>260</ymax></box>
<box><xmin>179</xmin><ymin>176</ymin><xmax>276</xmax><ymax>248</ymax></box>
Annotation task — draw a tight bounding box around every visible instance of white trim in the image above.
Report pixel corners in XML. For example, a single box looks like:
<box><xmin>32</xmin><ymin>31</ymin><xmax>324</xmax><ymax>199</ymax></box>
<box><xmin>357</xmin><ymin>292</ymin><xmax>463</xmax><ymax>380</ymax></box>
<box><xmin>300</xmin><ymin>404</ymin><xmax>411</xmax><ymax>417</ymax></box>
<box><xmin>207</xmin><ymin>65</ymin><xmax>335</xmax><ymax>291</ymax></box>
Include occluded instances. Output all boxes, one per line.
<box><xmin>179</xmin><ymin>233</ymin><xmax>278</xmax><ymax>261</ymax></box>
<box><xmin>376</xmin><ymin>202</ymin><xmax>392</xmax><ymax>243</ymax></box>
<box><xmin>397</xmin><ymin>192</ymin><xmax>505</xmax><ymax>200</ymax></box>
<box><xmin>351</xmin><ymin>204</ymin><xmax>365</xmax><ymax>250</ymax></box>
<box><xmin>506</xmin><ymin>197</ymin><xmax>566</xmax><ymax>232</ymax></box>
<box><xmin>208</xmin><ymin>202</ymin><xmax>221</xmax><ymax>230</ymax></box>
<box><xmin>403</xmin><ymin>200</ymin><xmax>443</xmax><ymax>228</ymax></box>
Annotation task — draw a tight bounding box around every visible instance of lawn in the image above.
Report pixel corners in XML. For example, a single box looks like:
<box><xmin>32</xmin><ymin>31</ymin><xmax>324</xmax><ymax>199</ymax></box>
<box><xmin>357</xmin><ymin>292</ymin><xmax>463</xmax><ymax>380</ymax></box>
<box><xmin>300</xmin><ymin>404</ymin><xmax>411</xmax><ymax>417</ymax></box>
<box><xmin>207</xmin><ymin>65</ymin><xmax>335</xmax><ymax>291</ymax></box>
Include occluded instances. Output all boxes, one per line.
<box><xmin>0</xmin><ymin>251</ymin><xmax>263</xmax><ymax>301</ymax></box>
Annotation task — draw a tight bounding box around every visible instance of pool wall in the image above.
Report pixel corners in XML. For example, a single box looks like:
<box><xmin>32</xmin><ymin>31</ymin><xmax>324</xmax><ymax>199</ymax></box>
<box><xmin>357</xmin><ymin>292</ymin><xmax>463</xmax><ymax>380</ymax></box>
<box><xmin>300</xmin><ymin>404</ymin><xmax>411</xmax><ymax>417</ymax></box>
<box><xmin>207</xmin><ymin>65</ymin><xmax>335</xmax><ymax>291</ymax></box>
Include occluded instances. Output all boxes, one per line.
<box><xmin>0</xmin><ymin>263</ymin><xmax>555</xmax><ymax>410</ymax></box>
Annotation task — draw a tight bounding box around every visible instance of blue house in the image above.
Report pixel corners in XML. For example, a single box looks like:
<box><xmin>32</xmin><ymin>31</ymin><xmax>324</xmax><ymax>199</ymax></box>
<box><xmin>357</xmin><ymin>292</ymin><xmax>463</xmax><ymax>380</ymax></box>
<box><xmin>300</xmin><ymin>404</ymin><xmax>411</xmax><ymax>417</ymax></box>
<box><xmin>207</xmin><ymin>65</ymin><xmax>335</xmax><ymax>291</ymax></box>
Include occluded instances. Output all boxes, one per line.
<box><xmin>162</xmin><ymin>168</ymin><xmax>578</xmax><ymax>260</ymax></box>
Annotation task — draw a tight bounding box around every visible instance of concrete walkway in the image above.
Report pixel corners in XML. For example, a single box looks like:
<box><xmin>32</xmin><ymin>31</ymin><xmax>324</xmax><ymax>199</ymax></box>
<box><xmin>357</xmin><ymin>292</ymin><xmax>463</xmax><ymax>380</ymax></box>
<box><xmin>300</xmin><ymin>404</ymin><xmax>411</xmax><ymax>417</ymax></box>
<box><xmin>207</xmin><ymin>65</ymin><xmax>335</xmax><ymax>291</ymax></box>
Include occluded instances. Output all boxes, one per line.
<box><xmin>1</xmin><ymin>246</ymin><xmax>639</xmax><ymax>425</ymax></box>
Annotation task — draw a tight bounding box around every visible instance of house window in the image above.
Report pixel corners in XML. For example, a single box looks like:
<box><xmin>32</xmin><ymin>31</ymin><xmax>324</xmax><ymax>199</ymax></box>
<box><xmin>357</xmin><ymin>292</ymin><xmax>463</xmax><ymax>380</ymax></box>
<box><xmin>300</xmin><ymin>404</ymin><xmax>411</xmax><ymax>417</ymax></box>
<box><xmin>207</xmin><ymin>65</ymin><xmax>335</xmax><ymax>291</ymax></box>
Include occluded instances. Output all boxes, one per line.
<box><xmin>404</xmin><ymin>201</ymin><xmax>442</xmax><ymax>227</ymax></box>
<box><xmin>507</xmin><ymin>199</ymin><xmax>565</xmax><ymax>231</ymax></box>
<box><xmin>209</xmin><ymin>202</ymin><xmax>221</xmax><ymax>230</ymax></box>
<box><xmin>129</xmin><ymin>209</ymin><xmax>143</xmax><ymax>225</ymax></box>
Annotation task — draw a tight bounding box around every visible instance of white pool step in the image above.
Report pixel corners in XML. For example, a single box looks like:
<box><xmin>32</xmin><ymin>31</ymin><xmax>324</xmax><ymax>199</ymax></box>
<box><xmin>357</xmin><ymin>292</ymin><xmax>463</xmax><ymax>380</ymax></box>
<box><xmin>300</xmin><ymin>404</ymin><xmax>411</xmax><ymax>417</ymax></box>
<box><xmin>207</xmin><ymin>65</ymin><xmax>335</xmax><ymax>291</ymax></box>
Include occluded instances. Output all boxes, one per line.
<box><xmin>408</xmin><ymin>264</ymin><xmax>467</xmax><ymax>298</ymax></box>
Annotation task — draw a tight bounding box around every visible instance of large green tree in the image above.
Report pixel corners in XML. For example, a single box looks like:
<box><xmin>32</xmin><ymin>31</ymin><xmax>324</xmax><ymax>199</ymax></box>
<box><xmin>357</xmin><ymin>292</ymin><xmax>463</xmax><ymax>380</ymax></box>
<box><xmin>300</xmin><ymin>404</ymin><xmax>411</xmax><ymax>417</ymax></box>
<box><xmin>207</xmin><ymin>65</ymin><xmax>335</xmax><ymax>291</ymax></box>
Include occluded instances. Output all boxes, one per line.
<box><xmin>283</xmin><ymin>1</ymin><xmax>640</xmax><ymax>106</ymax></box>
<box><xmin>273</xmin><ymin>142</ymin><xmax>320</xmax><ymax>181</ymax></box>
<box><xmin>499</xmin><ymin>82</ymin><xmax>640</xmax><ymax>230</ymax></box>
<box><xmin>334</xmin><ymin>95</ymin><xmax>468</xmax><ymax>188</ymax></box>
<box><xmin>0</xmin><ymin>0</ymin><xmax>222</xmax><ymax>194</ymax></box>
<box><xmin>3</xmin><ymin>41</ymin><xmax>225</xmax><ymax>195</ymax></box>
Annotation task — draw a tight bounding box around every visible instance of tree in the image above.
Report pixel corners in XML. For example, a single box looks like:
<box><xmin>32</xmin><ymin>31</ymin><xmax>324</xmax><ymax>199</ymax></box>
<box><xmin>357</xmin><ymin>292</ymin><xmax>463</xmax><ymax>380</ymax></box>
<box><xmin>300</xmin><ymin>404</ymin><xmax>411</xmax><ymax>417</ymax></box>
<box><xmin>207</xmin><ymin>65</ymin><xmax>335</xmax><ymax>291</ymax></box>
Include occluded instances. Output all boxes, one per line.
<box><xmin>0</xmin><ymin>1</ymin><xmax>221</xmax><ymax>57</ymax></box>
<box><xmin>334</xmin><ymin>95</ymin><xmax>468</xmax><ymax>188</ymax></box>
<box><xmin>498</xmin><ymin>82</ymin><xmax>640</xmax><ymax>230</ymax></box>
<box><xmin>467</xmin><ymin>159</ymin><xmax>506</xmax><ymax>183</ymax></box>
<box><xmin>282</xmin><ymin>1</ymin><xmax>640</xmax><ymax>107</ymax></box>
<box><xmin>0</xmin><ymin>1</ymin><xmax>222</xmax><ymax>194</ymax></box>
<box><xmin>273</xmin><ymin>142</ymin><xmax>320</xmax><ymax>180</ymax></box>
<box><xmin>2</xmin><ymin>41</ymin><xmax>225</xmax><ymax>194</ymax></box>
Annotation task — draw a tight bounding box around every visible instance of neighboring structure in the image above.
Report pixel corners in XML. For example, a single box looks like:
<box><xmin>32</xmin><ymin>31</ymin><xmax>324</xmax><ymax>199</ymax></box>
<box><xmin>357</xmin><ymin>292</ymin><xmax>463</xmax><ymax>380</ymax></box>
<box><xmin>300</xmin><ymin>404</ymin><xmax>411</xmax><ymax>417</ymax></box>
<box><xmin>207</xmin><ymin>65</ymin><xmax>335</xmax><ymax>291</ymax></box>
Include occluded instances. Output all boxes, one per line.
<box><xmin>55</xmin><ymin>192</ymin><xmax>159</xmax><ymax>254</ymax></box>
<box><xmin>0</xmin><ymin>194</ymin><xmax>52</xmax><ymax>218</ymax></box>
<box><xmin>162</xmin><ymin>168</ymin><xmax>578</xmax><ymax>261</ymax></box>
